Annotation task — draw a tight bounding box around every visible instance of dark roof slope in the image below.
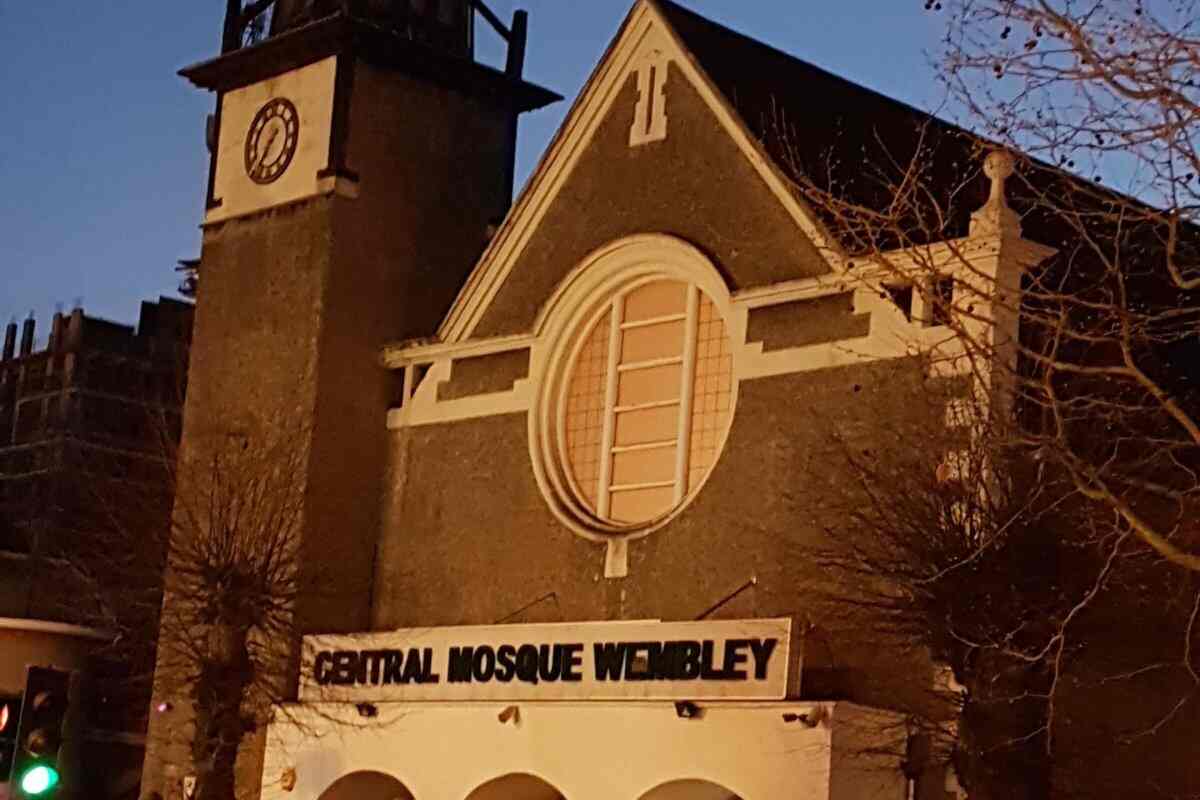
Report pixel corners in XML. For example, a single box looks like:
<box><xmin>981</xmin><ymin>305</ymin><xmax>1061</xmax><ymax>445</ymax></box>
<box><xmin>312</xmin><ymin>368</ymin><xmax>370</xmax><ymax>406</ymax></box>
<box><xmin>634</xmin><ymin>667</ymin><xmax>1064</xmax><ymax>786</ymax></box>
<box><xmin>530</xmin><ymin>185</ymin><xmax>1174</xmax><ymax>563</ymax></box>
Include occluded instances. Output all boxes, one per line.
<box><xmin>655</xmin><ymin>0</ymin><xmax>992</xmax><ymax>239</ymax></box>
<box><xmin>655</xmin><ymin>0</ymin><xmax>1200</xmax><ymax>262</ymax></box>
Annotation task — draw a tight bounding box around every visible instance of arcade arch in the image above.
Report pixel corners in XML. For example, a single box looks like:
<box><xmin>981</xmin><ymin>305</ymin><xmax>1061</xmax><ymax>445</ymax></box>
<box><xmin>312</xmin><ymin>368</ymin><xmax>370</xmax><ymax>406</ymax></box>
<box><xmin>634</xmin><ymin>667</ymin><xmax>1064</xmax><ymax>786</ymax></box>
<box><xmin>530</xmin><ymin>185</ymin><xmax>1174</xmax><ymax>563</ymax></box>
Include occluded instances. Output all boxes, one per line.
<box><xmin>638</xmin><ymin>778</ymin><xmax>743</xmax><ymax>800</ymax></box>
<box><xmin>464</xmin><ymin>772</ymin><xmax>566</xmax><ymax>800</ymax></box>
<box><xmin>315</xmin><ymin>770</ymin><xmax>416</xmax><ymax>800</ymax></box>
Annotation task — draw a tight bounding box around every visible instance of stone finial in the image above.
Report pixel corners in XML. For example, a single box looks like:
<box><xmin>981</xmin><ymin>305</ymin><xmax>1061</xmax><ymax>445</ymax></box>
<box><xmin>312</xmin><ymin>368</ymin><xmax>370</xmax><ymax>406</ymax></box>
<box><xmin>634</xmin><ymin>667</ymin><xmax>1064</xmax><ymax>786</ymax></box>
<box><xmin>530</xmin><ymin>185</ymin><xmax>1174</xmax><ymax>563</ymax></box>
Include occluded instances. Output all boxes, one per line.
<box><xmin>970</xmin><ymin>149</ymin><xmax>1021</xmax><ymax>237</ymax></box>
<box><xmin>984</xmin><ymin>150</ymin><xmax>1014</xmax><ymax>203</ymax></box>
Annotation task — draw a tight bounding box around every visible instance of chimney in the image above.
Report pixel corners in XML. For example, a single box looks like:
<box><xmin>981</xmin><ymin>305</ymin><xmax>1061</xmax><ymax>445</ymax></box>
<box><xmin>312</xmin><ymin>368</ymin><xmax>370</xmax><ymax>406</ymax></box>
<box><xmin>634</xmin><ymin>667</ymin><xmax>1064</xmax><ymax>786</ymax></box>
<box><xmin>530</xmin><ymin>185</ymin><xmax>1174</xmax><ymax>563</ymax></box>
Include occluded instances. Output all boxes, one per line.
<box><xmin>67</xmin><ymin>308</ymin><xmax>84</xmax><ymax>351</ymax></box>
<box><xmin>2</xmin><ymin>321</ymin><xmax>15</xmax><ymax>360</ymax></box>
<box><xmin>49</xmin><ymin>311</ymin><xmax>64</xmax><ymax>352</ymax></box>
<box><xmin>19</xmin><ymin>316</ymin><xmax>35</xmax><ymax>357</ymax></box>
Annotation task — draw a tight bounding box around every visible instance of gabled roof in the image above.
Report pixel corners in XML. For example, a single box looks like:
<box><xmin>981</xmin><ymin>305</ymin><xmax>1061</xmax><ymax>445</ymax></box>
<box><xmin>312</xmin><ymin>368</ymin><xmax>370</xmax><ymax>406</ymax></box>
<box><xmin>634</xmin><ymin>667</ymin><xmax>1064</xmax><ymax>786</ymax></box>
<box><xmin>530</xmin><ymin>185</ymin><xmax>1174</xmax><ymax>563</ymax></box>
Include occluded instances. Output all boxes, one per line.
<box><xmin>437</xmin><ymin>0</ymin><xmax>850</xmax><ymax>343</ymax></box>
<box><xmin>435</xmin><ymin>0</ymin><xmax>1025</xmax><ymax>345</ymax></box>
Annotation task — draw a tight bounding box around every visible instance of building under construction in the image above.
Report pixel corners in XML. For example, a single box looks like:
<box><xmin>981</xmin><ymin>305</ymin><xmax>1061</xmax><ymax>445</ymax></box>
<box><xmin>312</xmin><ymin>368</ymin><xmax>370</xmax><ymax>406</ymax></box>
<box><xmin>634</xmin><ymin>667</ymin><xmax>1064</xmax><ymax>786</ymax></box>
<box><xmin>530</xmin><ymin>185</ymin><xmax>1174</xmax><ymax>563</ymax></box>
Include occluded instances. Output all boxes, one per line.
<box><xmin>0</xmin><ymin>297</ymin><xmax>192</xmax><ymax>798</ymax></box>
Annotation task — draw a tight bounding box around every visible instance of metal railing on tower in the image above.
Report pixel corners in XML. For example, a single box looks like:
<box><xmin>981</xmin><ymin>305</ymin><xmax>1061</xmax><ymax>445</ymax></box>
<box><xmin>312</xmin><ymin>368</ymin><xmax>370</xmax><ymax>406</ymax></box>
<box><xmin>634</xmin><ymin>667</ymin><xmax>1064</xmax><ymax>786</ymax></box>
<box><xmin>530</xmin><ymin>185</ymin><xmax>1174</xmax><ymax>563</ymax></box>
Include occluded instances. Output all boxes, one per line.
<box><xmin>220</xmin><ymin>0</ymin><xmax>527</xmax><ymax>79</ymax></box>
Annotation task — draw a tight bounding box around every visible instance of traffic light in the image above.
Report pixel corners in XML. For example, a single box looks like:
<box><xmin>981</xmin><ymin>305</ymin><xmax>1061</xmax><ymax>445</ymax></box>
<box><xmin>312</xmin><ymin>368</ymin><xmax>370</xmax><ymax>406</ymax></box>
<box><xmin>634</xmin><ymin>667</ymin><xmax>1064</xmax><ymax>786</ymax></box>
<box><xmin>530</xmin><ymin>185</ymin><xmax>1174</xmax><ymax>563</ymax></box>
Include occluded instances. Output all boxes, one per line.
<box><xmin>1</xmin><ymin>691</ymin><xmax>21</xmax><ymax>782</ymax></box>
<box><xmin>10</xmin><ymin>667</ymin><xmax>71</xmax><ymax>798</ymax></box>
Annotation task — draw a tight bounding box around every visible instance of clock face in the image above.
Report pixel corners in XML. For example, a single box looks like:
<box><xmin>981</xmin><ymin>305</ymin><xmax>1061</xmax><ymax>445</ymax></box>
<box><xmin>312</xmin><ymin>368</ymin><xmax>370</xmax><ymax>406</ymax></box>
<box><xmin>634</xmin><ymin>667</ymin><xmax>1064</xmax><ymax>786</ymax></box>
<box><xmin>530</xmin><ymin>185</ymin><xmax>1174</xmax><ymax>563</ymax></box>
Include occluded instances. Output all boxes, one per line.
<box><xmin>244</xmin><ymin>98</ymin><xmax>300</xmax><ymax>185</ymax></box>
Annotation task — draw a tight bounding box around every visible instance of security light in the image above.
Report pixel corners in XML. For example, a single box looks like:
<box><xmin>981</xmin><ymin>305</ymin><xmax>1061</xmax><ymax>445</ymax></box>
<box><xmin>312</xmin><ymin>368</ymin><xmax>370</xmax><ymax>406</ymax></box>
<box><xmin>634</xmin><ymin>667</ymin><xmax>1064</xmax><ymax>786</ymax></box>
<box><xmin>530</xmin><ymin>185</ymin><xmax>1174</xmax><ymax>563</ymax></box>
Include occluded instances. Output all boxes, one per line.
<box><xmin>782</xmin><ymin>710</ymin><xmax>823</xmax><ymax>728</ymax></box>
<box><xmin>674</xmin><ymin>701</ymin><xmax>701</xmax><ymax>719</ymax></box>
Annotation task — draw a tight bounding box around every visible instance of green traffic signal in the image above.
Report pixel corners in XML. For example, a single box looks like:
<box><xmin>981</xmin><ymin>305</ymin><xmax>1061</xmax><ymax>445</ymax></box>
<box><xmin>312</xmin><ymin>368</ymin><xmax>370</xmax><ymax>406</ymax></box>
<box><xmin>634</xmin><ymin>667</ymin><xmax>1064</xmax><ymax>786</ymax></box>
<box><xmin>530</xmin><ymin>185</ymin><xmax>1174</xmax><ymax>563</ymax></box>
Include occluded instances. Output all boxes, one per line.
<box><xmin>10</xmin><ymin>667</ymin><xmax>72</xmax><ymax>796</ymax></box>
<box><xmin>18</xmin><ymin>763</ymin><xmax>61</xmax><ymax>795</ymax></box>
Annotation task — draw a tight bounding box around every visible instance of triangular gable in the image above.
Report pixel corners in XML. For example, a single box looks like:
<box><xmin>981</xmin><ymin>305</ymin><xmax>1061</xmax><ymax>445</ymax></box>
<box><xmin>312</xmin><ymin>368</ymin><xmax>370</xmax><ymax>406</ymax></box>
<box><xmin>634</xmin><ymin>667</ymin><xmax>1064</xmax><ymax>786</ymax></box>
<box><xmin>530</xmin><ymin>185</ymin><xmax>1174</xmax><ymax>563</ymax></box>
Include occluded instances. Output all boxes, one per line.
<box><xmin>437</xmin><ymin>0</ymin><xmax>844</xmax><ymax>344</ymax></box>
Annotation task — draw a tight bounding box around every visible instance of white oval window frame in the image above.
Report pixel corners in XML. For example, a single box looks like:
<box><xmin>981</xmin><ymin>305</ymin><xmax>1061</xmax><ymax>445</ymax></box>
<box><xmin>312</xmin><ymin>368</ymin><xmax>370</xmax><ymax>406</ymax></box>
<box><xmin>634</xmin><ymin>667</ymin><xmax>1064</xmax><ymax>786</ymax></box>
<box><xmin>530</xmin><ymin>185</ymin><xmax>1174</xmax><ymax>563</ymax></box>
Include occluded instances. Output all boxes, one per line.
<box><xmin>529</xmin><ymin>234</ymin><xmax>740</xmax><ymax>566</ymax></box>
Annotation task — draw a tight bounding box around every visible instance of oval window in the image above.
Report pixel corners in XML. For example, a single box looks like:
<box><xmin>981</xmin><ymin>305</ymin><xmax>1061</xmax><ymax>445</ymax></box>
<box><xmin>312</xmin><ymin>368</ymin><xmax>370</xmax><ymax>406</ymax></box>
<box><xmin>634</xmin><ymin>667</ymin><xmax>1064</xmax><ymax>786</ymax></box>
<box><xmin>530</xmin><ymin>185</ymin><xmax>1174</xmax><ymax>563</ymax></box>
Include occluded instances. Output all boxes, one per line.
<box><xmin>558</xmin><ymin>279</ymin><xmax>733</xmax><ymax>527</ymax></box>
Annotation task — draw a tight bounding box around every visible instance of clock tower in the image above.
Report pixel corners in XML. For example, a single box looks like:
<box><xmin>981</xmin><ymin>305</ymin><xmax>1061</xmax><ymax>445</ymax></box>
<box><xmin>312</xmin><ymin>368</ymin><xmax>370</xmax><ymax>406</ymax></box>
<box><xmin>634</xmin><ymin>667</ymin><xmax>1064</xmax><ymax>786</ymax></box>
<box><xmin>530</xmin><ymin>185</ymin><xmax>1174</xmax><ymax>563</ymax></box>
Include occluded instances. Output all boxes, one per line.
<box><xmin>142</xmin><ymin>1</ymin><xmax>557</xmax><ymax>796</ymax></box>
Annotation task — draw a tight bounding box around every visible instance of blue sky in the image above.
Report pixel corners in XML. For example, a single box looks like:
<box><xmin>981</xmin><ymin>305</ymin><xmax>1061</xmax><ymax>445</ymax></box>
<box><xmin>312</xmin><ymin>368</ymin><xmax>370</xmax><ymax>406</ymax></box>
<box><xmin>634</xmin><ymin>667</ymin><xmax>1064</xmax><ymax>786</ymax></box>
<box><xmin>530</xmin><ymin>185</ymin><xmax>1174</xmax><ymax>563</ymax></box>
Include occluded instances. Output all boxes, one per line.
<box><xmin>0</xmin><ymin>1</ymin><xmax>945</xmax><ymax>333</ymax></box>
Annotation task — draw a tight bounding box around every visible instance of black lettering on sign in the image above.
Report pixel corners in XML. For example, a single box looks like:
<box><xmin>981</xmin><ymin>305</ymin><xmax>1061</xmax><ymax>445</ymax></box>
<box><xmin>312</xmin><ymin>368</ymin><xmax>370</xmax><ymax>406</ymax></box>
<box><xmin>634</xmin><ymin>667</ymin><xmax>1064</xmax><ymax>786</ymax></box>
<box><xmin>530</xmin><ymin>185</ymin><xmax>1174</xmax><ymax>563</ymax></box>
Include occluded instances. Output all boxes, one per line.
<box><xmin>646</xmin><ymin>642</ymin><xmax>673</xmax><ymax>680</ymax></box>
<box><xmin>474</xmin><ymin>646</ymin><xmax>497</xmax><ymax>681</ymax></box>
<box><xmin>382</xmin><ymin>650</ymin><xmax>403</xmax><ymax>684</ymax></box>
<box><xmin>750</xmin><ymin>638</ymin><xmax>778</xmax><ymax>680</ymax></box>
<box><xmin>397</xmin><ymin>648</ymin><xmax>418</xmax><ymax>683</ymax></box>
<box><xmin>448</xmin><ymin>646</ymin><xmax>474</xmax><ymax>683</ymax></box>
<box><xmin>700</xmin><ymin>640</ymin><xmax>724</xmax><ymax>680</ymax></box>
<box><xmin>723</xmin><ymin>639</ymin><xmax>750</xmax><ymax>680</ymax></box>
<box><xmin>312</xmin><ymin>635</ymin><xmax>779</xmax><ymax>689</ymax></box>
<box><xmin>515</xmin><ymin>645</ymin><xmax>540</xmax><ymax>684</ymax></box>
<box><xmin>333</xmin><ymin>651</ymin><xmax>357</xmax><ymax>685</ymax></box>
<box><xmin>363</xmin><ymin>650</ymin><xmax>384</xmax><ymax>685</ymax></box>
<box><xmin>594</xmin><ymin>642</ymin><xmax>625</xmax><ymax>681</ymax></box>
<box><xmin>420</xmin><ymin>648</ymin><xmax>441</xmax><ymax>684</ymax></box>
<box><xmin>314</xmin><ymin>651</ymin><xmax>334</xmax><ymax>685</ymax></box>
<box><xmin>561</xmin><ymin>643</ymin><xmax>584</xmax><ymax>682</ymax></box>
<box><xmin>677</xmin><ymin>640</ymin><xmax>702</xmax><ymax>679</ymax></box>
<box><xmin>591</xmin><ymin>639</ymin><xmax>776</xmax><ymax>682</ymax></box>
<box><xmin>624</xmin><ymin>643</ymin><xmax>651</xmax><ymax>681</ymax></box>
<box><xmin>322</xmin><ymin>648</ymin><xmax>440</xmax><ymax>686</ymax></box>
<box><xmin>658</xmin><ymin>642</ymin><xmax>684</xmax><ymax>681</ymax></box>
<box><xmin>538</xmin><ymin>644</ymin><xmax>562</xmax><ymax>682</ymax></box>
<box><xmin>496</xmin><ymin>645</ymin><xmax>517</xmax><ymax>682</ymax></box>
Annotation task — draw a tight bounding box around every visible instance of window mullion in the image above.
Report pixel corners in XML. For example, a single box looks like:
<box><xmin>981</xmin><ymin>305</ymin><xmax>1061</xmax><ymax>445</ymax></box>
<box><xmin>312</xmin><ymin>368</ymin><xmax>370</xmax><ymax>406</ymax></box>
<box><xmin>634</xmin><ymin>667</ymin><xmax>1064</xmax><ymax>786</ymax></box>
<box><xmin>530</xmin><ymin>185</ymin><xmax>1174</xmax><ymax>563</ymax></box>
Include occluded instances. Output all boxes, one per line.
<box><xmin>672</xmin><ymin>285</ymin><xmax>700</xmax><ymax>503</ymax></box>
<box><xmin>596</xmin><ymin>295</ymin><xmax>625</xmax><ymax>519</ymax></box>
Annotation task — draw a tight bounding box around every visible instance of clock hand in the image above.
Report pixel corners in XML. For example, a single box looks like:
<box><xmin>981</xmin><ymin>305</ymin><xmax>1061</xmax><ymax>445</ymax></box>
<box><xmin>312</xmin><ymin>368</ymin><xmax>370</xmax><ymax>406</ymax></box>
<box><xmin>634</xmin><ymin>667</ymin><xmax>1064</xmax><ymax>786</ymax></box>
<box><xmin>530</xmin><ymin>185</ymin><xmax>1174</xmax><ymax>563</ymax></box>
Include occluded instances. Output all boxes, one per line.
<box><xmin>255</xmin><ymin>128</ymin><xmax>281</xmax><ymax>171</ymax></box>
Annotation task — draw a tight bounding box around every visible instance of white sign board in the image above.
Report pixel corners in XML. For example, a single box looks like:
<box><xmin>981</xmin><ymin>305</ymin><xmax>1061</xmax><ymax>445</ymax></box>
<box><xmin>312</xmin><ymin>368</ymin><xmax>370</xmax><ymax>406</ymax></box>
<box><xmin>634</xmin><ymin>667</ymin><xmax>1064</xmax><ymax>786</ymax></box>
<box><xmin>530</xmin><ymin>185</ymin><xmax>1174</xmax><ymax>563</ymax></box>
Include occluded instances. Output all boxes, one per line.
<box><xmin>300</xmin><ymin>618</ymin><xmax>792</xmax><ymax>702</ymax></box>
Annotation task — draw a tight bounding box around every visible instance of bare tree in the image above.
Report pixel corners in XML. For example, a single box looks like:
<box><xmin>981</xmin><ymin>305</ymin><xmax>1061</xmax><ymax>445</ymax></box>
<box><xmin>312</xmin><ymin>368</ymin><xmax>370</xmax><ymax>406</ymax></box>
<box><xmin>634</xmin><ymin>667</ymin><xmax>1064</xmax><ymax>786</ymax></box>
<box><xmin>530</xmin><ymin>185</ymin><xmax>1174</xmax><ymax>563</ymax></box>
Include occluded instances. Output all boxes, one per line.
<box><xmin>927</xmin><ymin>0</ymin><xmax>1200</xmax><ymax>572</ymax></box>
<box><xmin>156</xmin><ymin>429</ymin><xmax>306</xmax><ymax>800</ymax></box>
<box><xmin>782</xmin><ymin>132</ymin><xmax>1199</xmax><ymax>571</ymax></box>
<box><xmin>749</xmin><ymin>20</ymin><xmax>1200</xmax><ymax>800</ymax></box>
<box><xmin>800</xmin><ymin>370</ymin><xmax>1200</xmax><ymax>798</ymax></box>
<box><xmin>755</xmin><ymin>5</ymin><xmax>1200</xmax><ymax>796</ymax></box>
<box><xmin>65</xmin><ymin>420</ymin><xmax>317</xmax><ymax>800</ymax></box>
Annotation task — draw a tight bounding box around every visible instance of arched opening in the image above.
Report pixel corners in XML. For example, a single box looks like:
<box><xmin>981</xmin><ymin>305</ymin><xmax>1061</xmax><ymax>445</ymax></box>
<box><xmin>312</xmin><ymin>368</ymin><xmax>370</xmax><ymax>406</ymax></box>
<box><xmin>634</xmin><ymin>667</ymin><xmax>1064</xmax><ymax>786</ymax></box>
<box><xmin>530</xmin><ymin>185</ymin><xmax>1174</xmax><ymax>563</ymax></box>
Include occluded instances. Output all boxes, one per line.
<box><xmin>637</xmin><ymin>779</ymin><xmax>743</xmax><ymax>800</ymax></box>
<box><xmin>464</xmin><ymin>772</ymin><xmax>566</xmax><ymax>800</ymax></box>
<box><xmin>316</xmin><ymin>770</ymin><xmax>416</xmax><ymax>800</ymax></box>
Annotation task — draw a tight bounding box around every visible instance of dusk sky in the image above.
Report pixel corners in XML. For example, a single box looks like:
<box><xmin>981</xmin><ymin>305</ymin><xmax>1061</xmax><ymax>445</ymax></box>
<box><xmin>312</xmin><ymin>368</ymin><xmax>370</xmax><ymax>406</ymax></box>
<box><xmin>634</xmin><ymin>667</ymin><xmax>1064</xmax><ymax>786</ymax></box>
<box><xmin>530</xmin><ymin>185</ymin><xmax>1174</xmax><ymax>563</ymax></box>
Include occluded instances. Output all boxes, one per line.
<box><xmin>0</xmin><ymin>1</ymin><xmax>945</xmax><ymax>335</ymax></box>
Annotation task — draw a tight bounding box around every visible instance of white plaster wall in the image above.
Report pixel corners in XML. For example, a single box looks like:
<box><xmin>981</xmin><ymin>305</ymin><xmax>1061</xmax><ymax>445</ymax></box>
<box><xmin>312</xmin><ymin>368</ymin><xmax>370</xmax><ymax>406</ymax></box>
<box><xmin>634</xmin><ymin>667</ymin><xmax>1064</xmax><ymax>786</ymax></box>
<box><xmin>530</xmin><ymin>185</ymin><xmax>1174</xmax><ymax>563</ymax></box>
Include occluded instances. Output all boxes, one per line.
<box><xmin>208</xmin><ymin>56</ymin><xmax>337</xmax><ymax>223</ymax></box>
<box><xmin>261</xmin><ymin>701</ymin><xmax>906</xmax><ymax>800</ymax></box>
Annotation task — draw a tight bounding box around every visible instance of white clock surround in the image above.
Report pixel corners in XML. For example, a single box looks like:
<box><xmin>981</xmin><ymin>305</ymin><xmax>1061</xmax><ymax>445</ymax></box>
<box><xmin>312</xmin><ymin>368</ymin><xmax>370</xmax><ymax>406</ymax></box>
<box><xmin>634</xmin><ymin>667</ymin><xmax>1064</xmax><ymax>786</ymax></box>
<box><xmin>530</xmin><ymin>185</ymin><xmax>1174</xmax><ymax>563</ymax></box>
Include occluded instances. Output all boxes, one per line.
<box><xmin>208</xmin><ymin>56</ymin><xmax>338</xmax><ymax>223</ymax></box>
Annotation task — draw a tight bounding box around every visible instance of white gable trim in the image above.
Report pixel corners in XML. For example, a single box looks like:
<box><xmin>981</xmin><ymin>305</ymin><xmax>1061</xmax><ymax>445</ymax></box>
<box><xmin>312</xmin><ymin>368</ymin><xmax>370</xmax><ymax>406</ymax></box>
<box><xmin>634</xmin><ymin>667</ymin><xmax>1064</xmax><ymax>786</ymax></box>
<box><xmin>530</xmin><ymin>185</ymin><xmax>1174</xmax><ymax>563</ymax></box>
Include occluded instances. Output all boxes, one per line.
<box><xmin>629</xmin><ymin>49</ymin><xmax>671</xmax><ymax>146</ymax></box>
<box><xmin>436</xmin><ymin>0</ymin><xmax>844</xmax><ymax>345</ymax></box>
